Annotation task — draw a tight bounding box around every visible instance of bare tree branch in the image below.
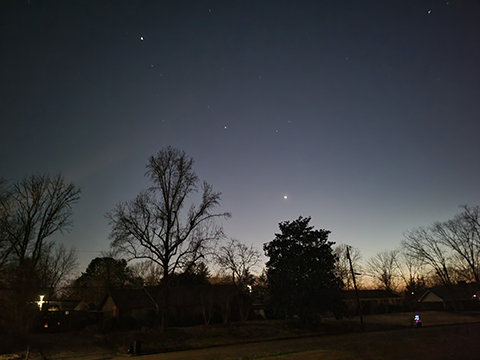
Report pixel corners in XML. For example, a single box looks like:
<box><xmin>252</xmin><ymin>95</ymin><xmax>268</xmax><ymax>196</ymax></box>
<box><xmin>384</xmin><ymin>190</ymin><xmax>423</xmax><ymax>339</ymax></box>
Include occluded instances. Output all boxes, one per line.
<box><xmin>215</xmin><ymin>238</ymin><xmax>262</xmax><ymax>288</ymax></box>
<box><xmin>366</xmin><ymin>249</ymin><xmax>400</xmax><ymax>292</ymax></box>
<box><xmin>107</xmin><ymin>147</ymin><xmax>231</xmax><ymax>283</ymax></box>
<box><xmin>402</xmin><ymin>226</ymin><xmax>453</xmax><ymax>286</ymax></box>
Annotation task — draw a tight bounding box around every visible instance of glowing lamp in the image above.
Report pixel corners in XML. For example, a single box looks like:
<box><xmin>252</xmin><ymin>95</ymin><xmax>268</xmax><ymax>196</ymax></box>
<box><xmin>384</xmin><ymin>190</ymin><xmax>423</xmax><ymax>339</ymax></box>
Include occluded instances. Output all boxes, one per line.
<box><xmin>37</xmin><ymin>295</ymin><xmax>46</xmax><ymax>310</ymax></box>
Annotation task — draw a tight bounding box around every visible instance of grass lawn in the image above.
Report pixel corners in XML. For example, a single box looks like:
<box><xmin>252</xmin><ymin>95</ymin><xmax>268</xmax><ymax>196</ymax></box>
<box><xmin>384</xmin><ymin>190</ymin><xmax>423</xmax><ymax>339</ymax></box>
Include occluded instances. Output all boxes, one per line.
<box><xmin>137</xmin><ymin>321</ymin><xmax>480</xmax><ymax>360</ymax></box>
<box><xmin>93</xmin><ymin>310</ymin><xmax>480</xmax><ymax>356</ymax></box>
<box><xmin>9</xmin><ymin>311</ymin><xmax>480</xmax><ymax>359</ymax></box>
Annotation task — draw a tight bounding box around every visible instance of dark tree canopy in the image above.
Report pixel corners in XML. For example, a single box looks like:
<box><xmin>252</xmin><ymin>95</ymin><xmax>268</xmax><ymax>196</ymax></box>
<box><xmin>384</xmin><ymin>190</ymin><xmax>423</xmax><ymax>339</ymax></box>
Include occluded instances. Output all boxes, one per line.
<box><xmin>74</xmin><ymin>257</ymin><xmax>137</xmax><ymax>290</ymax></box>
<box><xmin>107</xmin><ymin>146</ymin><xmax>231</xmax><ymax>283</ymax></box>
<box><xmin>263</xmin><ymin>216</ymin><xmax>342</xmax><ymax>320</ymax></box>
<box><xmin>72</xmin><ymin>257</ymin><xmax>140</xmax><ymax>304</ymax></box>
<box><xmin>169</xmin><ymin>261</ymin><xmax>211</xmax><ymax>285</ymax></box>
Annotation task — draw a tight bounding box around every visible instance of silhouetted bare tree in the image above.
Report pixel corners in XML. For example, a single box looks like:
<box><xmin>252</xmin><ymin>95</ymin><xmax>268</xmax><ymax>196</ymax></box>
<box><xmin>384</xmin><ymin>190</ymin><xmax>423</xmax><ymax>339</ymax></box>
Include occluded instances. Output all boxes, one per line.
<box><xmin>0</xmin><ymin>174</ymin><xmax>80</xmax><ymax>331</ymax></box>
<box><xmin>402</xmin><ymin>206</ymin><xmax>480</xmax><ymax>285</ymax></box>
<box><xmin>107</xmin><ymin>147</ymin><xmax>231</xmax><ymax>283</ymax></box>
<box><xmin>36</xmin><ymin>243</ymin><xmax>78</xmax><ymax>297</ymax></box>
<box><xmin>397</xmin><ymin>247</ymin><xmax>428</xmax><ymax>292</ymax></box>
<box><xmin>432</xmin><ymin>205</ymin><xmax>480</xmax><ymax>282</ymax></box>
<box><xmin>402</xmin><ymin>226</ymin><xmax>453</xmax><ymax>286</ymax></box>
<box><xmin>366</xmin><ymin>250</ymin><xmax>400</xmax><ymax>292</ymax></box>
<box><xmin>0</xmin><ymin>174</ymin><xmax>80</xmax><ymax>270</ymax></box>
<box><xmin>0</xmin><ymin>174</ymin><xmax>80</xmax><ymax>289</ymax></box>
<box><xmin>215</xmin><ymin>238</ymin><xmax>262</xmax><ymax>289</ymax></box>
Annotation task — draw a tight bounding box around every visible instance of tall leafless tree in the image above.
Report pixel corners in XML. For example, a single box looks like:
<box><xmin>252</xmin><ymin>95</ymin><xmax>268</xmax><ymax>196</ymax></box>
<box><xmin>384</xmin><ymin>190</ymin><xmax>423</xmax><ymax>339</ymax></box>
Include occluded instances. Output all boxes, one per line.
<box><xmin>107</xmin><ymin>147</ymin><xmax>231</xmax><ymax>283</ymax></box>
<box><xmin>0</xmin><ymin>174</ymin><xmax>80</xmax><ymax>332</ymax></box>
<box><xmin>0</xmin><ymin>174</ymin><xmax>79</xmax><ymax>282</ymax></box>
<box><xmin>402</xmin><ymin>226</ymin><xmax>453</xmax><ymax>286</ymax></box>
<box><xmin>36</xmin><ymin>243</ymin><xmax>78</xmax><ymax>297</ymax></box>
<box><xmin>432</xmin><ymin>206</ymin><xmax>480</xmax><ymax>282</ymax></box>
<box><xmin>397</xmin><ymin>247</ymin><xmax>428</xmax><ymax>292</ymax></box>
<box><xmin>366</xmin><ymin>249</ymin><xmax>400</xmax><ymax>292</ymax></box>
<box><xmin>402</xmin><ymin>206</ymin><xmax>480</xmax><ymax>285</ymax></box>
<box><xmin>0</xmin><ymin>174</ymin><xmax>80</xmax><ymax>269</ymax></box>
<box><xmin>215</xmin><ymin>238</ymin><xmax>262</xmax><ymax>288</ymax></box>
<box><xmin>461</xmin><ymin>205</ymin><xmax>480</xmax><ymax>243</ymax></box>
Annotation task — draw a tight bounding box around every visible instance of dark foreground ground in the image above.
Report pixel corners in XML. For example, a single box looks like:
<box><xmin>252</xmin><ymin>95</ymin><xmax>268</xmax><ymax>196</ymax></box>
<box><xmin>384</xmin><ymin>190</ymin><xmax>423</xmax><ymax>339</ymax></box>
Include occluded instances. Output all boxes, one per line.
<box><xmin>3</xmin><ymin>311</ymin><xmax>480</xmax><ymax>360</ymax></box>
<box><xmin>144</xmin><ymin>322</ymin><xmax>480</xmax><ymax>360</ymax></box>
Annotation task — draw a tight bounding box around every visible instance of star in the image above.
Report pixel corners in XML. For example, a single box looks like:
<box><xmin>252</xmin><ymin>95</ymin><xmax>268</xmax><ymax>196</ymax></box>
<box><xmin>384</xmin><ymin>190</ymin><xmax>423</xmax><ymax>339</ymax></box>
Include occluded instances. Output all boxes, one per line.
<box><xmin>224</xmin><ymin>126</ymin><xmax>227</xmax><ymax>129</ymax></box>
<box><xmin>427</xmin><ymin>10</ymin><xmax>431</xmax><ymax>14</ymax></box>
<box><xmin>140</xmin><ymin>36</ymin><xmax>144</xmax><ymax>41</ymax></box>
<box><xmin>283</xmin><ymin>195</ymin><xmax>288</xmax><ymax>200</ymax></box>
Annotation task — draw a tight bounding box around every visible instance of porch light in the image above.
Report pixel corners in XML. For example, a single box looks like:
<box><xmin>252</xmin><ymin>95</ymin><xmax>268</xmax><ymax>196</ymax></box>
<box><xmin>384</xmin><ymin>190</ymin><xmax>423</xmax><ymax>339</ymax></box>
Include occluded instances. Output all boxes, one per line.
<box><xmin>37</xmin><ymin>295</ymin><xmax>46</xmax><ymax>310</ymax></box>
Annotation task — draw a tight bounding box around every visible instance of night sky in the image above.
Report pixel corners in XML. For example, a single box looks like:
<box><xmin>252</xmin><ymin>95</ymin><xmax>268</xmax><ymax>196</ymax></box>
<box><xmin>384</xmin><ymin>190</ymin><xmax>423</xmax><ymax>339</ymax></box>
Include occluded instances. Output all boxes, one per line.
<box><xmin>1</xmin><ymin>1</ymin><xmax>480</xmax><ymax>271</ymax></box>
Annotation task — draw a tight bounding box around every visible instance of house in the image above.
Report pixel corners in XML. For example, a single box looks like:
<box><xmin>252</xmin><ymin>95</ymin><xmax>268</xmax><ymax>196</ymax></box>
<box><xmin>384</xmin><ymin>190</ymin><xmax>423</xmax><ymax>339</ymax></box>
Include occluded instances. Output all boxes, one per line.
<box><xmin>74</xmin><ymin>300</ymin><xmax>95</xmax><ymax>311</ymax></box>
<box><xmin>99</xmin><ymin>288</ymin><xmax>157</xmax><ymax>325</ymax></box>
<box><xmin>341</xmin><ymin>289</ymin><xmax>402</xmax><ymax>315</ymax></box>
<box><xmin>98</xmin><ymin>284</ymin><xmax>252</xmax><ymax>328</ymax></box>
<box><xmin>411</xmin><ymin>282</ymin><xmax>480</xmax><ymax>311</ymax></box>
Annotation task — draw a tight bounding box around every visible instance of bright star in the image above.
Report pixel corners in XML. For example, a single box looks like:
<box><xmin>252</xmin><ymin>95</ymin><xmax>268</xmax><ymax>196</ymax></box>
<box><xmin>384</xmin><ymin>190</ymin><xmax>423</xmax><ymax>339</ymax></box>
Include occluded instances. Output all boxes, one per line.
<box><xmin>140</xmin><ymin>36</ymin><xmax>144</xmax><ymax>41</ymax></box>
<box><xmin>283</xmin><ymin>195</ymin><xmax>288</xmax><ymax>200</ymax></box>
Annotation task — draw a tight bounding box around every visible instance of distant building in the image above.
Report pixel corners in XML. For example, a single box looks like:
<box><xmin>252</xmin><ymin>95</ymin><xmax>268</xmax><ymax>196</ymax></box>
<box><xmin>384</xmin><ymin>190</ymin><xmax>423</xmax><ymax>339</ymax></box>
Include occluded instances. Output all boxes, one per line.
<box><xmin>341</xmin><ymin>289</ymin><xmax>402</xmax><ymax>315</ymax></box>
<box><xmin>98</xmin><ymin>284</ymin><xmax>252</xmax><ymax>328</ymax></box>
<box><xmin>411</xmin><ymin>282</ymin><xmax>480</xmax><ymax>311</ymax></box>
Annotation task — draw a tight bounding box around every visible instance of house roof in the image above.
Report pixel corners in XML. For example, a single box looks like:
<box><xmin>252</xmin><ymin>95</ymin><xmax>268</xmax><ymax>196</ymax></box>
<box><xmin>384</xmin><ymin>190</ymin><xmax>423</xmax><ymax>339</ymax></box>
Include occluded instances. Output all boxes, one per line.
<box><xmin>145</xmin><ymin>284</ymin><xmax>240</xmax><ymax>307</ymax></box>
<box><xmin>413</xmin><ymin>282</ymin><xmax>480</xmax><ymax>302</ymax></box>
<box><xmin>99</xmin><ymin>284</ymin><xmax>241</xmax><ymax>312</ymax></box>
<box><xmin>341</xmin><ymin>289</ymin><xmax>401</xmax><ymax>300</ymax></box>
<box><xmin>100</xmin><ymin>288</ymin><xmax>157</xmax><ymax>312</ymax></box>
<box><xmin>74</xmin><ymin>300</ymin><xmax>94</xmax><ymax>311</ymax></box>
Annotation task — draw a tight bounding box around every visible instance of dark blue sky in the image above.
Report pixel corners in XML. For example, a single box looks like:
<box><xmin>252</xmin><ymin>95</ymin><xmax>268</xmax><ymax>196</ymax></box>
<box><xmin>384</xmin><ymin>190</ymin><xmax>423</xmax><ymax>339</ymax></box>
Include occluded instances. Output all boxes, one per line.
<box><xmin>1</xmin><ymin>0</ymin><xmax>480</xmax><ymax>271</ymax></box>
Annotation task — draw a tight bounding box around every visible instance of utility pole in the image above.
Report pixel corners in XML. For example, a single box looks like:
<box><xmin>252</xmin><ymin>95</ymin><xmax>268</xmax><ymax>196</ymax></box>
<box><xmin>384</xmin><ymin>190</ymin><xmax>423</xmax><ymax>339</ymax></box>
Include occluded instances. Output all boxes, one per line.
<box><xmin>347</xmin><ymin>245</ymin><xmax>364</xmax><ymax>331</ymax></box>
